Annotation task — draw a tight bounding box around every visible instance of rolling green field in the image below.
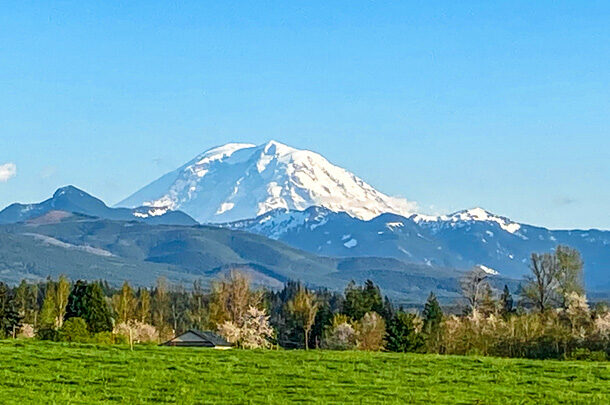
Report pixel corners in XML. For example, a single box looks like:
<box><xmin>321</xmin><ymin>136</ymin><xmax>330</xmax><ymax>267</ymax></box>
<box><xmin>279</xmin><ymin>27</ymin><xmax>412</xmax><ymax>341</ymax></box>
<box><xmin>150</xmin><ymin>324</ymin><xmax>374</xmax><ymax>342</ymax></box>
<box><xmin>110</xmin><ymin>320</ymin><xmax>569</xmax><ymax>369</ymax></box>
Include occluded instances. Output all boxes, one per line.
<box><xmin>0</xmin><ymin>341</ymin><xmax>608</xmax><ymax>404</ymax></box>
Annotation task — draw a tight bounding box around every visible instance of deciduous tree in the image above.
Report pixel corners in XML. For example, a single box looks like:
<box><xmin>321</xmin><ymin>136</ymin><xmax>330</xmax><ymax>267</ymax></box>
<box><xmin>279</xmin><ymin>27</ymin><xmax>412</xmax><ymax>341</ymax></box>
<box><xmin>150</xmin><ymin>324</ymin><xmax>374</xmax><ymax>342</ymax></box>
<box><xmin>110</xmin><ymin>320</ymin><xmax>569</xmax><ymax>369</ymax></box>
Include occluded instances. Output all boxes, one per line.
<box><xmin>522</xmin><ymin>253</ymin><xmax>560</xmax><ymax>312</ymax></box>
<box><xmin>355</xmin><ymin>312</ymin><xmax>386</xmax><ymax>351</ymax></box>
<box><xmin>112</xmin><ymin>281</ymin><xmax>136</xmax><ymax>324</ymax></box>
<box><xmin>460</xmin><ymin>266</ymin><xmax>492</xmax><ymax>313</ymax></box>
<box><xmin>286</xmin><ymin>286</ymin><xmax>318</xmax><ymax>350</ymax></box>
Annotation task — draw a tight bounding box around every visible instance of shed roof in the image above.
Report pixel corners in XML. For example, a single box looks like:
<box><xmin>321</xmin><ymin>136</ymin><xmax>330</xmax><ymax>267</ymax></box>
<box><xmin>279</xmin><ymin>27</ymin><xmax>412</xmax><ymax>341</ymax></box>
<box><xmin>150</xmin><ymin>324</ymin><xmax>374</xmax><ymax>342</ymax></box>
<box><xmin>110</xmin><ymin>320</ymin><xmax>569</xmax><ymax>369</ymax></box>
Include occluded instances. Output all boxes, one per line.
<box><xmin>163</xmin><ymin>329</ymin><xmax>232</xmax><ymax>347</ymax></box>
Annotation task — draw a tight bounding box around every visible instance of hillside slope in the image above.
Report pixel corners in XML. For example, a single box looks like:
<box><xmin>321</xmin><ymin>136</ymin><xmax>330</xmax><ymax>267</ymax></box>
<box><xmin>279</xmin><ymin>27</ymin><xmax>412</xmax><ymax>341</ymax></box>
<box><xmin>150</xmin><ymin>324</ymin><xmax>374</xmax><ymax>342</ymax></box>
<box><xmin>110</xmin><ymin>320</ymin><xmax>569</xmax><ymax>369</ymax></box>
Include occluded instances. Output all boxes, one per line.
<box><xmin>0</xmin><ymin>213</ymin><xmax>469</xmax><ymax>303</ymax></box>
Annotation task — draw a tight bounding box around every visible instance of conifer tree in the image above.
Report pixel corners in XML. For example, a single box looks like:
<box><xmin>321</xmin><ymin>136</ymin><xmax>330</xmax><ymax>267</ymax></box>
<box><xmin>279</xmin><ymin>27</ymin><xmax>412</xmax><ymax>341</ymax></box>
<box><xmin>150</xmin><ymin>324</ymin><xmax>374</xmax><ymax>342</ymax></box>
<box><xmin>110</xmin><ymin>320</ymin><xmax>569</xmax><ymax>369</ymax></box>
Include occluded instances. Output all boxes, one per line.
<box><xmin>386</xmin><ymin>311</ymin><xmax>424</xmax><ymax>352</ymax></box>
<box><xmin>85</xmin><ymin>283</ymin><xmax>113</xmax><ymax>333</ymax></box>
<box><xmin>500</xmin><ymin>285</ymin><xmax>514</xmax><ymax>317</ymax></box>
<box><xmin>65</xmin><ymin>280</ymin><xmax>88</xmax><ymax>321</ymax></box>
<box><xmin>0</xmin><ymin>282</ymin><xmax>21</xmax><ymax>338</ymax></box>
<box><xmin>422</xmin><ymin>292</ymin><xmax>443</xmax><ymax>335</ymax></box>
<box><xmin>65</xmin><ymin>281</ymin><xmax>113</xmax><ymax>333</ymax></box>
<box><xmin>343</xmin><ymin>280</ymin><xmax>383</xmax><ymax>320</ymax></box>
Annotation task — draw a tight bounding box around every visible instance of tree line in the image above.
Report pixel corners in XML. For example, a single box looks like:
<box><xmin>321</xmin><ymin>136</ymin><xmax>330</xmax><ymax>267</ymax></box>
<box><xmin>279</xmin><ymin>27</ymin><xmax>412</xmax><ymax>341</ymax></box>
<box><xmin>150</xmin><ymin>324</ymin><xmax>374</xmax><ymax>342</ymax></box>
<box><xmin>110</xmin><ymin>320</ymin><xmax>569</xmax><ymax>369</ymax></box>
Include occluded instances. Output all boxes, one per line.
<box><xmin>0</xmin><ymin>245</ymin><xmax>608</xmax><ymax>360</ymax></box>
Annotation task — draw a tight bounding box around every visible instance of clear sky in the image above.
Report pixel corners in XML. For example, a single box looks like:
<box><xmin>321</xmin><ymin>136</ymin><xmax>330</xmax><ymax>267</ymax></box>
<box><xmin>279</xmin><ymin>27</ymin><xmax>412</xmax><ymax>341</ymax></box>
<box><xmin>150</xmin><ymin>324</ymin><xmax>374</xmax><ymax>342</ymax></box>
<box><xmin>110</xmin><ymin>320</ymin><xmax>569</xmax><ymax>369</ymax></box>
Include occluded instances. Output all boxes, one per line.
<box><xmin>1</xmin><ymin>1</ymin><xmax>608</xmax><ymax>229</ymax></box>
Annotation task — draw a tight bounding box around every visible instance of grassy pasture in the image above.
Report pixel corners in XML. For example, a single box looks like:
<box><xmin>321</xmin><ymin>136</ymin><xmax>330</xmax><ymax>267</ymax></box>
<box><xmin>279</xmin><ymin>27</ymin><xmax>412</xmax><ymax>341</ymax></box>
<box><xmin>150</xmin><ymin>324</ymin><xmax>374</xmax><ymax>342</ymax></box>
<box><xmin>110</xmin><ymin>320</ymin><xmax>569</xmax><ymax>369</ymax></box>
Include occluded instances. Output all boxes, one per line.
<box><xmin>0</xmin><ymin>340</ymin><xmax>608</xmax><ymax>404</ymax></box>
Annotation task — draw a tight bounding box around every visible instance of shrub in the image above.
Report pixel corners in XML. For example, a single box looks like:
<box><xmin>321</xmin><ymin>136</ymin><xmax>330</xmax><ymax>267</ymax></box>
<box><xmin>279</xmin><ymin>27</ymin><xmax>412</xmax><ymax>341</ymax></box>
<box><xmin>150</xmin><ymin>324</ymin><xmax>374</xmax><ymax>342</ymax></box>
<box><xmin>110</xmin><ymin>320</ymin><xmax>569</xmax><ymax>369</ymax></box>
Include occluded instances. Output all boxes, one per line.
<box><xmin>568</xmin><ymin>348</ymin><xmax>607</xmax><ymax>361</ymax></box>
<box><xmin>18</xmin><ymin>324</ymin><xmax>35</xmax><ymax>339</ymax></box>
<box><xmin>36</xmin><ymin>327</ymin><xmax>60</xmax><ymax>341</ymax></box>
<box><xmin>355</xmin><ymin>312</ymin><xmax>386</xmax><ymax>351</ymax></box>
<box><xmin>91</xmin><ymin>331</ymin><xmax>115</xmax><ymax>345</ymax></box>
<box><xmin>322</xmin><ymin>321</ymin><xmax>357</xmax><ymax>350</ymax></box>
<box><xmin>113</xmin><ymin>321</ymin><xmax>159</xmax><ymax>344</ymax></box>
<box><xmin>59</xmin><ymin>317</ymin><xmax>90</xmax><ymax>342</ymax></box>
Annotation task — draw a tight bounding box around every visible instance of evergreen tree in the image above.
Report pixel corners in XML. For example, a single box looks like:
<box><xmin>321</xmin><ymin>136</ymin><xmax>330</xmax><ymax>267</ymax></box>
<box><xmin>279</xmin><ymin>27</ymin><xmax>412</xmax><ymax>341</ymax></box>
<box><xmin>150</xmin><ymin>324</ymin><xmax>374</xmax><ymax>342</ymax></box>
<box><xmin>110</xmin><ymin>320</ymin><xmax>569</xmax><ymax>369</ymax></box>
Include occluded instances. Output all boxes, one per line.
<box><xmin>422</xmin><ymin>292</ymin><xmax>443</xmax><ymax>351</ymax></box>
<box><xmin>386</xmin><ymin>311</ymin><xmax>424</xmax><ymax>352</ymax></box>
<box><xmin>267</xmin><ymin>281</ymin><xmax>303</xmax><ymax>348</ymax></box>
<box><xmin>422</xmin><ymin>293</ymin><xmax>443</xmax><ymax>333</ymax></box>
<box><xmin>85</xmin><ymin>283</ymin><xmax>113</xmax><ymax>333</ymax></box>
<box><xmin>380</xmin><ymin>296</ymin><xmax>396</xmax><ymax>323</ymax></box>
<box><xmin>65</xmin><ymin>280</ymin><xmax>89</xmax><ymax>321</ymax></box>
<box><xmin>0</xmin><ymin>282</ymin><xmax>21</xmax><ymax>338</ymax></box>
<box><xmin>14</xmin><ymin>280</ymin><xmax>28</xmax><ymax>321</ymax></box>
<box><xmin>343</xmin><ymin>280</ymin><xmax>383</xmax><ymax>320</ymax></box>
<box><xmin>168</xmin><ymin>285</ymin><xmax>190</xmax><ymax>334</ymax></box>
<box><xmin>310</xmin><ymin>289</ymin><xmax>343</xmax><ymax>349</ymax></box>
<box><xmin>500</xmin><ymin>285</ymin><xmax>514</xmax><ymax>317</ymax></box>
<box><xmin>65</xmin><ymin>281</ymin><xmax>113</xmax><ymax>333</ymax></box>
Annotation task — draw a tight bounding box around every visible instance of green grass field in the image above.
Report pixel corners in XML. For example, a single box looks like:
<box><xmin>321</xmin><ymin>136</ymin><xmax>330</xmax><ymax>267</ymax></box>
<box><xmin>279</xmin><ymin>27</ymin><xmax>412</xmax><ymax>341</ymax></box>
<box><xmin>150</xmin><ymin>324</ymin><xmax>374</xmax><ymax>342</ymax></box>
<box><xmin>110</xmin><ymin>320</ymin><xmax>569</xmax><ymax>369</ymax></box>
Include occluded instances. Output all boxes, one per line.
<box><xmin>0</xmin><ymin>341</ymin><xmax>608</xmax><ymax>404</ymax></box>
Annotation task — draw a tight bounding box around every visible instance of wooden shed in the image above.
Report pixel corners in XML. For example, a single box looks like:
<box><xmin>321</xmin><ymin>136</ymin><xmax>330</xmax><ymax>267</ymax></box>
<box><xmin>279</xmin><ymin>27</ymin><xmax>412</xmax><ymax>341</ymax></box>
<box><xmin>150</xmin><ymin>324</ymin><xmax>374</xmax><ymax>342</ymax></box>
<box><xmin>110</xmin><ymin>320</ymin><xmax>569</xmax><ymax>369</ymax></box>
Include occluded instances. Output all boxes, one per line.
<box><xmin>162</xmin><ymin>329</ymin><xmax>232</xmax><ymax>349</ymax></box>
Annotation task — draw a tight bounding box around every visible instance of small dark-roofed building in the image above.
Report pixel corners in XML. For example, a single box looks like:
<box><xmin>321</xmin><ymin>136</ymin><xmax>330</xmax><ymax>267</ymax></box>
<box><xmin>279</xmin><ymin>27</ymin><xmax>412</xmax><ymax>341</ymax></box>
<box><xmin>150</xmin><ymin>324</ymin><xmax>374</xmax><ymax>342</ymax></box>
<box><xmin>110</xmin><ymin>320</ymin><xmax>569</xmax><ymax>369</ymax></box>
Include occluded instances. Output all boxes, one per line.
<box><xmin>162</xmin><ymin>330</ymin><xmax>232</xmax><ymax>349</ymax></box>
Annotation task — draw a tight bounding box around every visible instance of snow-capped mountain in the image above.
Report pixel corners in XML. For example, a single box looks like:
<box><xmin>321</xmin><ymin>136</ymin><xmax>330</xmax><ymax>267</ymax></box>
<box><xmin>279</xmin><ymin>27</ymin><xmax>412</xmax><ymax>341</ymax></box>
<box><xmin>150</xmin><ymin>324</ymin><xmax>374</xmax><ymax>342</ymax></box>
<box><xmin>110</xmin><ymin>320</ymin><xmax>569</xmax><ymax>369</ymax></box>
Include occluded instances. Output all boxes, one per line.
<box><xmin>117</xmin><ymin>141</ymin><xmax>417</xmax><ymax>223</ymax></box>
<box><xmin>223</xmin><ymin>207</ymin><xmax>610</xmax><ymax>291</ymax></box>
<box><xmin>0</xmin><ymin>186</ymin><xmax>197</xmax><ymax>226</ymax></box>
<box><xmin>413</xmin><ymin>208</ymin><xmax>523</xmax><ymax>235</ymax></box>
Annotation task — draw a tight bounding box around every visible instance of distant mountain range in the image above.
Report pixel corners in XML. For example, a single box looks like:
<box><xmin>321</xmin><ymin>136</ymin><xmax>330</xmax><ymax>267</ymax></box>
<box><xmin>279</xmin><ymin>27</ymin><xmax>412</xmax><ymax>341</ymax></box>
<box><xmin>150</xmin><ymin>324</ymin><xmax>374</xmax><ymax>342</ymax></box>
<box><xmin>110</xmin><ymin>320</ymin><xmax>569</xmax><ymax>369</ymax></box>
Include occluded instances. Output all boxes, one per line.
<box><xmin>223</xmin><ymin>206</ymin><xmax>610</xmax><ymax>291</ymax></box>
<box><xmin>0</xmin><ymin>140</ymin><xmax>607</xmax><ymax>302</ymax></box>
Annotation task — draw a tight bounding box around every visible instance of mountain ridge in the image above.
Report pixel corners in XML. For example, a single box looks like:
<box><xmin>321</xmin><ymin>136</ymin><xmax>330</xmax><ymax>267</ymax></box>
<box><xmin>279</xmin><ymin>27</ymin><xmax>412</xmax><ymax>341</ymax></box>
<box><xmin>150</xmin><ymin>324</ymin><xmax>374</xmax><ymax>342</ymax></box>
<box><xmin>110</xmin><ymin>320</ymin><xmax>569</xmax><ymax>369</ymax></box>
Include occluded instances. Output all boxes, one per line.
<box><xmin>222</xmin><ymin>206</ymin><xmax>610</xmax><ymax>290</ymax></box>
<box><xmin>0</xmin><ymin>185</ymin><xmax>197</xmax><ymax>226</ymax></box>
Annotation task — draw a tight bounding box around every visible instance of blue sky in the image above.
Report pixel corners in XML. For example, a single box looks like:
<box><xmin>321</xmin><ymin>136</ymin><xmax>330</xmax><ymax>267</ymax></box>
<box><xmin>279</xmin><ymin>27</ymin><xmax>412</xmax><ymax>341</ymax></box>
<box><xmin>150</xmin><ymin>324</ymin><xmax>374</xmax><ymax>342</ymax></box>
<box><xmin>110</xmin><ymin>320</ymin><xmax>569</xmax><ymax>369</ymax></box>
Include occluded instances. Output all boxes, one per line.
<box><xmin>1</xmin><ymin>1</ymin><xmax>608</xmax><ymax>229</ymax></box>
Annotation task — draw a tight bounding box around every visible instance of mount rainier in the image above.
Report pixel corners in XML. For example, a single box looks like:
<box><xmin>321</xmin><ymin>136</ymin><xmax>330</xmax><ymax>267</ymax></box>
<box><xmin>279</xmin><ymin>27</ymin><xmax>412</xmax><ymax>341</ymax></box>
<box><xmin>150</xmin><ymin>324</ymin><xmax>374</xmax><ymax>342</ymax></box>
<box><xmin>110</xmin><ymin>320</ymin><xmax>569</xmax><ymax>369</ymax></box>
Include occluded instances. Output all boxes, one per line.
<box><xmin>117</xmin><ymin>141</ymin><xmax>417</xmax><ymax>223</ymax></box>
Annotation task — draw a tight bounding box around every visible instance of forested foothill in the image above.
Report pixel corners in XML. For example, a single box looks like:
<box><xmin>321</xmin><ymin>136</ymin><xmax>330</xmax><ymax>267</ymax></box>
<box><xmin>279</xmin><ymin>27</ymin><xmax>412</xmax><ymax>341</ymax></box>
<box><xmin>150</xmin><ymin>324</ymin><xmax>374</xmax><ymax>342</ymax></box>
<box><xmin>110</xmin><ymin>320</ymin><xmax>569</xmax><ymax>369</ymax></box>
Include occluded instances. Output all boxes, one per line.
<box><xmin>0</xmin><ymin>245</ymin><xmax>608</xmax><ymax>361</ymax></box>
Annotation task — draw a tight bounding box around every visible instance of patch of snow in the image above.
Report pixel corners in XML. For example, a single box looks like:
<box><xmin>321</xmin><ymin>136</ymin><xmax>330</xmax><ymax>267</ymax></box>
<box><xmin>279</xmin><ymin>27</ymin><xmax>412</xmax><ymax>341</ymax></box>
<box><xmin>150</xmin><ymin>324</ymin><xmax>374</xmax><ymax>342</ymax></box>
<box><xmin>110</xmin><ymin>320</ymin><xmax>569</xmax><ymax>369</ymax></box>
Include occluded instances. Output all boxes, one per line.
<box><xmin>398</xmin><ymin>247</ymin><xmax>412</xmax><ymax>257</ymax></box>
<box><xmin>216</xmin><ymin>202</ymin><xmax>235</xmax><ymax>215</ymax></box>
<box><xmin>477</xmin><ymin>265</ymin><xmax>499</xmax><ymax>275</ymax></box>
<box><xmin>343</xmin><ymin>238</ymin><xmax>358</xmax><ymax>248</ymax></box>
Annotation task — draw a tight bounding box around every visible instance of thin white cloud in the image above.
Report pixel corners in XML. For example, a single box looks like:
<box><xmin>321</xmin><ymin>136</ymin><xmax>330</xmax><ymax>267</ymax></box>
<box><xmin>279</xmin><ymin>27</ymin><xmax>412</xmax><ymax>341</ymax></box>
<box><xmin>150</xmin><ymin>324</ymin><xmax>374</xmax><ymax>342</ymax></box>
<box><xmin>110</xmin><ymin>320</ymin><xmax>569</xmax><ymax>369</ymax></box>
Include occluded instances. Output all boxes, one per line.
<box><xmin>40</xmin><ymin>166</ymin><xmax>57</xmax><ymax>180</ymax></box>
<box><xmin>0</xmin><ymin>162</ymin><xmax>17</xmax><ymax>182</ymax></box>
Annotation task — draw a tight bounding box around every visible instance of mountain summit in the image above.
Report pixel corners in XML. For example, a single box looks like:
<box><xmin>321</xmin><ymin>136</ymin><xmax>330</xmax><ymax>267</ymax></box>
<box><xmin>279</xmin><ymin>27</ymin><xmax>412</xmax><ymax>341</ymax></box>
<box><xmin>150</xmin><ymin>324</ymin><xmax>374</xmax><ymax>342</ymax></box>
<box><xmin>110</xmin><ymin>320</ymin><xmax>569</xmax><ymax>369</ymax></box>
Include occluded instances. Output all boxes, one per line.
<box><xmin>117</xmin><ymin>140</ymin><xmax>417</xmax><ymax>223</ymax></box>
<box><xmin>0</xmin><ymin>185</ymin><xmax>197</xmax><ymax>226</ymax></box>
